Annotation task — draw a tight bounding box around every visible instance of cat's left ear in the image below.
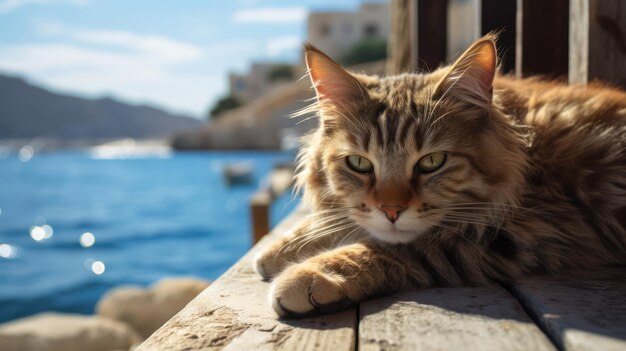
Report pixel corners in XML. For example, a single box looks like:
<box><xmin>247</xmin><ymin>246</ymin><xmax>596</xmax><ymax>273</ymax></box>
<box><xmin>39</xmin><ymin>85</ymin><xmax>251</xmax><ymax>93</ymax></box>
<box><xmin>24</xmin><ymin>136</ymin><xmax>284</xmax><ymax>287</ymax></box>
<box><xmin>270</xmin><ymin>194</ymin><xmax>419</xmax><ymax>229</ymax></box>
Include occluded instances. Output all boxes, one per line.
<box><xmin>435</xmin><ymin>35</ymin><xmax>497</xmax><ymax>109</ymax></box>
<box><xmin>305</xmin><ymin>43</ymin><xmax>368</xmax><ymax>107</ymax></box>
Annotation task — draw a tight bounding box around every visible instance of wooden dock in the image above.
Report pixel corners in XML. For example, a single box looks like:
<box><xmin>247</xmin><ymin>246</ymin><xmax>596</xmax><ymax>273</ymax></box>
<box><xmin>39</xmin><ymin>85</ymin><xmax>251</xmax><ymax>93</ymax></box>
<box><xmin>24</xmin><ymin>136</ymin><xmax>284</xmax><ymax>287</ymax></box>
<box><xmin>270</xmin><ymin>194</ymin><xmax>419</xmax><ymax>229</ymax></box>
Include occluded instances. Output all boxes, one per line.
<box><xmin>137</xmin><ymin>208</ymin><xmax>626</xmax><ymax>351</ymax></box>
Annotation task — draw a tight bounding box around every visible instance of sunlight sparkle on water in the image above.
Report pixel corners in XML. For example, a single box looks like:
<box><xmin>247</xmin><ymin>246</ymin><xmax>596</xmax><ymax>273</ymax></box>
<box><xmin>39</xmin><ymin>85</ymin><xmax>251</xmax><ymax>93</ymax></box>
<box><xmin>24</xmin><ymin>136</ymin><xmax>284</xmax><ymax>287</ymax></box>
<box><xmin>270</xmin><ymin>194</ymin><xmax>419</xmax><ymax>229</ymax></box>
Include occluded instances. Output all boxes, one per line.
<box><xmin>18</xmin><ymin>145</ymin><xmax>34</xmax><ymax>162</ymax></box>
<box><xmin>30</xmin><ymin>226</ymin><xmax>46</xmax><ymax>241</ymax></box>
<box><xmin>80</xmin><ymin>232</ymin><xmax>96</xmax><ymax>248</ymax></box>
<box><xmin>0</xmin><ymin>244</ymin><xmax>15</xmax><ymax>259</ymax></box>
<box><xmin>42</xmin><ymin>225</ymin><xmax>54</xmax><ymax>239</ymax></box>
<box><xmin>91</xmin><ymin>261</ymin><xmax>105</xmax><ymax>275</ymax></box>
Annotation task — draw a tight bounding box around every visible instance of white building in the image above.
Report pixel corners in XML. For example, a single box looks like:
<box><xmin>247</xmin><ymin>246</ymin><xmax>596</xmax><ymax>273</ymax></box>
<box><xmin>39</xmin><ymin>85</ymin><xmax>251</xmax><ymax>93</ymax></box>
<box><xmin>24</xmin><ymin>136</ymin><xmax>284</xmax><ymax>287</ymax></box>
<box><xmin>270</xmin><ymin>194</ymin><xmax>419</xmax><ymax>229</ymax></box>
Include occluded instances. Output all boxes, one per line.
<box><xmin>307</xmin><ymin>2</ymin><xmax>390</xmax><ymax>61</ymax></box>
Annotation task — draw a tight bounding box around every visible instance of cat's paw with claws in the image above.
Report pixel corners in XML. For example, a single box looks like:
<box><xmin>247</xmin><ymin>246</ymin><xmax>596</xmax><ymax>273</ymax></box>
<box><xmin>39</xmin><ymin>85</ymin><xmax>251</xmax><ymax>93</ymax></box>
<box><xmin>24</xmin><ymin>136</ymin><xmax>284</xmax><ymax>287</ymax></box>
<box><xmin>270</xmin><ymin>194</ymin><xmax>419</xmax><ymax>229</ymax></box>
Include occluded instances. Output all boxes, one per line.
<box><xmin>253</xmin><ymin>247</ymin><xmax>286</xmax><ymax>281</ymax></box>
<box><xmin>269</xmin><ymin>264</ymin><xmax>355</xmax><ymax>318</ymax></box>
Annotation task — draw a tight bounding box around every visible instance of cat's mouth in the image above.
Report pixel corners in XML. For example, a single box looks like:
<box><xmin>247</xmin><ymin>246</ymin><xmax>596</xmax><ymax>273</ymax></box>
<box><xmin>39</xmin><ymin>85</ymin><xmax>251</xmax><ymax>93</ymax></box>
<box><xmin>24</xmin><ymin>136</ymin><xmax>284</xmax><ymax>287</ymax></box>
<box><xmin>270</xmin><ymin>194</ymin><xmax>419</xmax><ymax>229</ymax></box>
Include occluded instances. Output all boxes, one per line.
<box><xmin>362</xmin><ymin>221</ymin><xmax>432</xmax><ymax>244</ymax></box>
<box><xmin>351</xmin><ymin>206</ymin><xmax>434</xmax><ymax>243</ymax></box>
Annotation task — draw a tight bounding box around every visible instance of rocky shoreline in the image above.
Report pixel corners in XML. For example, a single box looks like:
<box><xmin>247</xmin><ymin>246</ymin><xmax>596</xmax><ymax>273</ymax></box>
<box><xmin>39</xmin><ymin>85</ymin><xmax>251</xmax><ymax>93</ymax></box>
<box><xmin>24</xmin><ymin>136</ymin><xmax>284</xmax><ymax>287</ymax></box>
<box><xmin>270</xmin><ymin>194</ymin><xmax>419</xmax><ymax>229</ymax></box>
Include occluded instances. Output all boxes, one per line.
<box><xmin>0</xmin><ymin>277</ymin><xmax>210</xmax><ymax>351</ymax></box>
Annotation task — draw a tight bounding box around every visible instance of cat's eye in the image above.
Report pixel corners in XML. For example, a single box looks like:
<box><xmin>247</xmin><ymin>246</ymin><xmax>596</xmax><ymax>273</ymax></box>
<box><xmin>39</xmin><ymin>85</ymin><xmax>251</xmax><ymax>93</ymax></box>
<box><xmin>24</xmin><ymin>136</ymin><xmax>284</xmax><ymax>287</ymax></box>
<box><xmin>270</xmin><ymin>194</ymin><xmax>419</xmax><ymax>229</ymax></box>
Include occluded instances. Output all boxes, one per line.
<box><xmin>416</xmin><ymin>152</ymin><xmax>446</xmax><ymax>173</ymax></box>
<box><xmin>346</xmin><ymin>155</ymin><xmax>373</xmax><ymax>174</ymax></box>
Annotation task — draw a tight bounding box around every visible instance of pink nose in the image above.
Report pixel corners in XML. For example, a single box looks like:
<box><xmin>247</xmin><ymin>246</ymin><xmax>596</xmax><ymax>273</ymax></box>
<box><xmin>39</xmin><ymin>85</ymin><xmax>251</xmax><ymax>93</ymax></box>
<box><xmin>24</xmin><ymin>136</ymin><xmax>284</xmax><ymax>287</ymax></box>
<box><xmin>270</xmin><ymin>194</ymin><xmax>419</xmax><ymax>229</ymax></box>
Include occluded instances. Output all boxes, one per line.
<box><xmin>379</xmin><ymin>205</ymin><xmax>407</xmax><ymax>223</ymax></box>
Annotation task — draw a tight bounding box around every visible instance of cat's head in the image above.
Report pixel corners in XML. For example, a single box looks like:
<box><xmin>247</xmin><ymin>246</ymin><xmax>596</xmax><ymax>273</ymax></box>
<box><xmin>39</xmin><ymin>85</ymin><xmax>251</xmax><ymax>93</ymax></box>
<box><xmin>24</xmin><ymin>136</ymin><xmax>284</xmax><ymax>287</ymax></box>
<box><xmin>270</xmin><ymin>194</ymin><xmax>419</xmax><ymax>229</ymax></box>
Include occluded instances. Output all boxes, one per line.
<box><xmin>299</xmin><ymin>35</ymin><xmax>528</xmax><ymax>244</ymax></box>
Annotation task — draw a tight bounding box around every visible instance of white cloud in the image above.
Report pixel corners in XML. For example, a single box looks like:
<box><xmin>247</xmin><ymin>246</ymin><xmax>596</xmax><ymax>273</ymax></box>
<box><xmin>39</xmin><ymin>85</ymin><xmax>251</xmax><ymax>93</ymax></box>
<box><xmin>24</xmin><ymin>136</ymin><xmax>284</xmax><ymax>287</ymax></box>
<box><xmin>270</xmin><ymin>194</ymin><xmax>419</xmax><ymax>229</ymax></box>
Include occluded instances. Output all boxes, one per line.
<box><xmin>0</xmin><ymin>22</ymin><xmax>222</xmax><ymax>116</ymax></box>
<box><xmin>232</xmin><ymin>7</ymin><xmax>307</xmax><ymax>24</ymax></box>
<box><xmin>35</xmin><ymin>21</ymin><xmax>203</xmax><ymax>62</ymax></box>
<box><xmin>266</xmin><ymin>35</ymin><xmax>302</xmax><ymax>57</ymax></box>
<box><xmin>0</xmin><ymin>0</ymin><xmax>87</xmax><ymax>14</ymax></box>
<box><xmin>0</xmin><ymin>42</ymin><xmax>214</xmax><ymax>115</ymax></box>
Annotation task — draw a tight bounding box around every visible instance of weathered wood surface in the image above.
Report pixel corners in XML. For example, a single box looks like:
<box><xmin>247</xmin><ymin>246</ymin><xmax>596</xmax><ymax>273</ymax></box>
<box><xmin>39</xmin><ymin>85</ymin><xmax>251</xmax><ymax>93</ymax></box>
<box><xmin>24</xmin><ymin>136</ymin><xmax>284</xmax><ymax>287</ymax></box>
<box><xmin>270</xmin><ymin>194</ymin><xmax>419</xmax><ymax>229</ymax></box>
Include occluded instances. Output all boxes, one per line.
<box><xmin>510</xmin><ymin>272</ymin><xmax>626</xmax><ymax>351</ymax></box>
<box><xmin>359</xmin><ymin>287</ymin><xmax>555</xmax><ymax>351</ymax></box>
<box><xmin>138</xmin><ymin>207</ymin><xmax>356</xmax><ymax>351</ymax></box>
<box><xmin>139</xmin><ymin>206</ymin><xmax>624</xmax><ymax>350</ymax></box>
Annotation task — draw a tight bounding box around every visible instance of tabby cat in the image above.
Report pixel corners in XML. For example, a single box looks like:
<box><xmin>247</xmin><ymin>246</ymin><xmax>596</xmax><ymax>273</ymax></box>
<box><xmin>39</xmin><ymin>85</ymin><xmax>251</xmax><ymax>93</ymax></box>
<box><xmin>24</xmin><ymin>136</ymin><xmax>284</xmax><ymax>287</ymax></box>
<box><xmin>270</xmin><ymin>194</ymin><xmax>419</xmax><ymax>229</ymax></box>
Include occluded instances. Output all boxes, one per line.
<box><xmin>254</xmin><ymin>35</ymin><xmax>626</xmax><ymax>318</ymax></box>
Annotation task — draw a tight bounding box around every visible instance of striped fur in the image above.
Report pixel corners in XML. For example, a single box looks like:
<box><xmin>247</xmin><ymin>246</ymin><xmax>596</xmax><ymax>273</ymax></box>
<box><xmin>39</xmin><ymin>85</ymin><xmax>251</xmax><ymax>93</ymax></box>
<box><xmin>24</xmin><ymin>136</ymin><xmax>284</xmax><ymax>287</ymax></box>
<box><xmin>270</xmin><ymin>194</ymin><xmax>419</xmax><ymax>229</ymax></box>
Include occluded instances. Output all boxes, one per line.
<box><xmin>255</xmin><ymin>35</ymin><xmax>626</xmax><ymax>318</ymax></box>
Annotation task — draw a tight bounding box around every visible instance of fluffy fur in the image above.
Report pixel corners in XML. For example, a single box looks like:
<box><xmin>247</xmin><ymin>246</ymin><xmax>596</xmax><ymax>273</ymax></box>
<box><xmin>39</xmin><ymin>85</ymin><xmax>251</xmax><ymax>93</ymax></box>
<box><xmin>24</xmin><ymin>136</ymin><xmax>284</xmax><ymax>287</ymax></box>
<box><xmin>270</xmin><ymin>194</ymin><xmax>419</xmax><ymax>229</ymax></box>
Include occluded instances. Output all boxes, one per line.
<box><xmin>254</xmin><ymin>35</ymin><xmax>626</xmax><ymax>318</ymax></box>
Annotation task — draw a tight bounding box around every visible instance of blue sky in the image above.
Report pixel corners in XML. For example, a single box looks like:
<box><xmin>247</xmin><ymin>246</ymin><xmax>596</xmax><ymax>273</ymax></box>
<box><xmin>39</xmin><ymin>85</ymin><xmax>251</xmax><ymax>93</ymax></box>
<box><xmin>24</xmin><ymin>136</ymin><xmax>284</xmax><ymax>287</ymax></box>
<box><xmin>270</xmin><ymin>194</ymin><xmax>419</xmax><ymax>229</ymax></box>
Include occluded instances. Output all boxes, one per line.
<box><xmin>0</xmin><ymin>0</ymin><xmax>384</xmax><ymax>118</ymax></box>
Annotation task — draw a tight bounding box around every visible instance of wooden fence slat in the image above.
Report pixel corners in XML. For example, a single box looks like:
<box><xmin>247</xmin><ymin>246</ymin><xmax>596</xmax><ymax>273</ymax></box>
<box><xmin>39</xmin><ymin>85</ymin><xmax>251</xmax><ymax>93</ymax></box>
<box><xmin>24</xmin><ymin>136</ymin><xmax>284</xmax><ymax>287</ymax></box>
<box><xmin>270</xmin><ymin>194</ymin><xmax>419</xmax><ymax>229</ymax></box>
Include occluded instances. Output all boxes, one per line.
<box><xmin>569</xmin><ymin>0</ymin><xmax>626</xmax><ymax>89</ymax></box>
<box><xmin>516</xmin><ymin>0</ymin><xmax>569</xmax><ymax>78</ymax></box>
<box><xmin>510</xmin><ymin>272</ymin><xmax>626</xmax><ymax>351</ymax></box>
<box><xmin>359</xmin><ymin>287</ymin><xmax>556</xmax><ymax>351</ymax></box>
<box><xmin>137</xmin><ymin>207</ymin><xmax>356</xmax><ymax>351</ymax></box>
<box><xmin>481</xmin><ymin>0</ymin><xmax>517</xmax><ymax>73</ymax></box>
<box><xmin>416</xmin><ymin>0</ymin><xmax>449</xmax><ymax>71</ymax></box>
<box><xmin>387</xmin><ymin>0</ymin><xmax>415</xmax><ymax>74</ymax></box>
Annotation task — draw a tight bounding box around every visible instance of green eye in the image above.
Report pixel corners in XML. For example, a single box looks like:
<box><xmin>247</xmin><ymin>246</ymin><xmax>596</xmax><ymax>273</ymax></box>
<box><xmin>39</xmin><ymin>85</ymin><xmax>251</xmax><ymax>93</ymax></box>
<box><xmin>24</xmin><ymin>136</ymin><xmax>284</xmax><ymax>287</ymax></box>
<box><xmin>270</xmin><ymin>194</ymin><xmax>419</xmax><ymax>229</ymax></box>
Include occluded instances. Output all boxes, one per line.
<box><xmin>346</xmin><ymin>155</ymin><xmax>373</xmax><ymax>173</ymax></box>
<box><xmin>416</xmin><ymin>152</ymin><xmax>446</xmax><ymax>173</ymax></box>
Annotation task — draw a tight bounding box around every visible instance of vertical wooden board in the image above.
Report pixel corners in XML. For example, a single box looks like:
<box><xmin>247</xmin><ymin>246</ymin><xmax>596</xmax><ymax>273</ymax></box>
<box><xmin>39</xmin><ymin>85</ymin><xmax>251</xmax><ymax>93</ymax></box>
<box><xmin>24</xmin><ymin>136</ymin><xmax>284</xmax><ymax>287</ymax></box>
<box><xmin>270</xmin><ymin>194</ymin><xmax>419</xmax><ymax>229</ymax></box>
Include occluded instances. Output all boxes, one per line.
<box><xmin>570</xmin><ymin>0</ymin><xmax>626</xmax><ymax>89</ymax></box>
<box><xmin>387</xmin><ymin>0</ymin><xmax>415</xmax><ymax>74</ymax></box>
<box><xmin>481</xmin><ymin>0</ymin><xmax>517</xmax><ymax>73</ymax></box>
<box><xmin>516</xmin><ymin>0</ymin><xmax>569</xmax><ymax>78</ymax></box>
<box><xmin>588</xmin><ymin>0</ymin><xmax>626</xmax><ymax>89</ymax></box>
<box><xmin>137</xmin><ymin>207</ymin><xmax>357</xmax><ymax>351</ymax></box>
<box><xmin>569</xmin><ymin>0</ymin><xmax>590</xmax><ymax>85</ymax></box>
<box><xmin>416</xmin><ymin>0</ymin><xmax>449</xmax><ymax>71</ymax></box>
<box><xmin>359</xmin><ymin>287</ymin><xmax>556</xmax><ymax>351</ymax></box>
<box><xmin>510</xmin><ymin>272</ymin><xmax>626</xmax><ymax>351</ymax></box>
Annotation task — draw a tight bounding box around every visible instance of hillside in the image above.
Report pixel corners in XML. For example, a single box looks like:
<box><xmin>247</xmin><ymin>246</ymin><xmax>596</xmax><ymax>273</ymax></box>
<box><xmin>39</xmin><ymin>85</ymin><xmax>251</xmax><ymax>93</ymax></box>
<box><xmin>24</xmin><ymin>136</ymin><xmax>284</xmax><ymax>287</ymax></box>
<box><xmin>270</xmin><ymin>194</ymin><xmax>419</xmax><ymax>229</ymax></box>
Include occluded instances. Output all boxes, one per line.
<box><xmin>0</xmin><ymin>74</ymin><xmax>202</xmax><ymax>139</ymax></box>
<box><xmin>172</xmin><ymin>60</ymin><xmax>386</xmax><ymax>150</ymax></box>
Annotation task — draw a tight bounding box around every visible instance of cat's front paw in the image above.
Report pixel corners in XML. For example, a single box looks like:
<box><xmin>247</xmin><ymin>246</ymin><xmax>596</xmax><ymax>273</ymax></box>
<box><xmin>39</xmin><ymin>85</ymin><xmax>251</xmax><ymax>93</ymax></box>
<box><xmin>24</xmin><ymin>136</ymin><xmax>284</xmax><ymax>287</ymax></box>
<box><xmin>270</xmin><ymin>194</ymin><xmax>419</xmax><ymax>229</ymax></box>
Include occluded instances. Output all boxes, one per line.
<box><xmin>253</xmin><ymin>248</ymin><xmax>285</xmax><ymax>281</ymax></box>
<box><xmin>269</xmin><ymin>264</ymin><xmax>355</xmax><ymax>318</ymax></box>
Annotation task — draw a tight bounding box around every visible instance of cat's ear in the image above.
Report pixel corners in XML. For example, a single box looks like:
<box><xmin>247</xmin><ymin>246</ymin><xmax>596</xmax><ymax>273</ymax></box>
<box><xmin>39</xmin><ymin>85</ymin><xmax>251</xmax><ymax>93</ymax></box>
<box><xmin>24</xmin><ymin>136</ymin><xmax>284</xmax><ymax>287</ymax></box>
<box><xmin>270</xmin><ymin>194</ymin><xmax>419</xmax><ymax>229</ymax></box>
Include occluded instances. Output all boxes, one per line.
<box><xmin>435</xmin><ymin>35</ymin><xmax>497</xmax><ymax>109</ymax></box>
<box><xmin>305</xmin><ymin>43</ymin><xmax>368</xmax><ymax>106</ymax></box>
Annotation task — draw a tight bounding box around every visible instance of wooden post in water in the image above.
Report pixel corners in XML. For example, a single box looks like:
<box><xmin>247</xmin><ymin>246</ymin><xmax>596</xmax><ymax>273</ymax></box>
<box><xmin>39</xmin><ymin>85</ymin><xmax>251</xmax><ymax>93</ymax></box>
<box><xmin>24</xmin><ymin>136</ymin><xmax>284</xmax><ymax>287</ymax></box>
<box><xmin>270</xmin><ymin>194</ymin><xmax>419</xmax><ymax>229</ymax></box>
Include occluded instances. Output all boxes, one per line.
<box><xmin>250</xmin><ymin>191</ymin><xmax>271</xmax><ymax>244</ymax></box>
<box><xmin>569</xmin><ymin>0</ymin><xmax>626</xmax><ymax>89</ymax></box>
<box><xmin>249</xmin><ymin>165</ymin><xmax>295</xmax><ymax>244</ymax></box>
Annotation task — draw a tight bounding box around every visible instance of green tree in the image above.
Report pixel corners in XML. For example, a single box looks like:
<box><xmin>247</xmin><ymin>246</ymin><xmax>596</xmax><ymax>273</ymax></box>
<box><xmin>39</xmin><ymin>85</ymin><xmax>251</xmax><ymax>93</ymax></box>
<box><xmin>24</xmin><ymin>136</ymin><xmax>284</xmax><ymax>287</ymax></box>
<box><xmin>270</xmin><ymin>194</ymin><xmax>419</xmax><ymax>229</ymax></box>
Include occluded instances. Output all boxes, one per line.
<box><xmin>208</xmin><ymin>94</ymin><xmax>242</xmax><ymax>120</ymax></box>
<box><xmin>266</xmin><ymin>64</ymin><xmax>294</xmax><ymax>82</ymax></box>
<box><xmin>339</xmin><ymin>38</ymin><xmax>388</xmax><ymax>66</ymax></box>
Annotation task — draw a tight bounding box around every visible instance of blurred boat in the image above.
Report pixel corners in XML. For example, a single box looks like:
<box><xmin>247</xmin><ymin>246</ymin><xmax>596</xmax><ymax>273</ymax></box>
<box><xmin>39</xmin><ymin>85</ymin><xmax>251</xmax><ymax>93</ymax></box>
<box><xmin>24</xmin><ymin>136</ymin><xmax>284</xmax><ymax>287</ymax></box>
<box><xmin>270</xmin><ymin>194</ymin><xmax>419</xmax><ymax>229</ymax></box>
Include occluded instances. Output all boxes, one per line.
<box><xmin>224</xmin><ymin>163</ymin><xmax>253</xmax><ymax>186</ymax></box>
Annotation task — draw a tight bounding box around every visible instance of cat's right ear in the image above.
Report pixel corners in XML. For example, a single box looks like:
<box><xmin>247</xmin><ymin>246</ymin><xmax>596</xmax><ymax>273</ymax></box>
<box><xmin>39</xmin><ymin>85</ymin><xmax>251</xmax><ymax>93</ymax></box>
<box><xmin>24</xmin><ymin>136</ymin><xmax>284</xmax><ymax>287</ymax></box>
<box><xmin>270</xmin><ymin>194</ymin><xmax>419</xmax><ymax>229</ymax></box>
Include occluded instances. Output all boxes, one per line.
<box><xmin>305</xmin><ymin>43</ymin><xmax>367</xmax><ymax>107</ymax></box>
<box><xmin>434</xmin><ymin>35</ymin><xmax>497</xmax><ymax>110</ymax></box>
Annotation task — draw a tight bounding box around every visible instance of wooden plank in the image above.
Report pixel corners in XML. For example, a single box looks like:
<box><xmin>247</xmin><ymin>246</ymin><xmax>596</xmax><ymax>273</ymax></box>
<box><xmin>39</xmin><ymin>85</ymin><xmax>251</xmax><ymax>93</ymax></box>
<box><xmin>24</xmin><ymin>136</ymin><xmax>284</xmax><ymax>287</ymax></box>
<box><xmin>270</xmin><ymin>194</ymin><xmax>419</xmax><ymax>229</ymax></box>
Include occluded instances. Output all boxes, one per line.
<box><xmin>516</xmin><ymin>0</ymin><xmax>569</xmax><ymax>78</ymax></box>
<box><xmin>359</xmin><ymin>286</ymin><xmax>556</xmax><ymax>351</ymax></box>
<box><xmin>416</xmin><ymin>0</ymin><xmax>449</xmax><ymax>71</ymax></box>
<box><xmin>569</xmin><ymin>0</ymin><xmax>626</xmax><ymax>89</ymax></box>
<box><xmin>481</xmin><ymin>0</ymin><xmax>517</xmax><ymax>74</ymax></box>
<box><xmin>137</xmin><ymin>207</ymin><xmax>356</xmax><ymax>351</ymax></box>
<box><xmin>510</xmin><ymin>271</ymin><xmax>626</xmax><ymax>351</ymax></box>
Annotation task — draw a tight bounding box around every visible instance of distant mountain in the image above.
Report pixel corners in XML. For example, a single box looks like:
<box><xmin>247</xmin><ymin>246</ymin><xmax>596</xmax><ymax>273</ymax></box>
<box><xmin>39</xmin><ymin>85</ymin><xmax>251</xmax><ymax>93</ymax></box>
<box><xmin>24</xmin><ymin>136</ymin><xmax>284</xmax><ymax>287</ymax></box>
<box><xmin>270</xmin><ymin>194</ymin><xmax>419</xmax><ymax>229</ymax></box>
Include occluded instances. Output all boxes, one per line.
<box><xmin>0</xmin><ymin>74</ymin><xmax>203</xmax><ymax>139</ymax></box>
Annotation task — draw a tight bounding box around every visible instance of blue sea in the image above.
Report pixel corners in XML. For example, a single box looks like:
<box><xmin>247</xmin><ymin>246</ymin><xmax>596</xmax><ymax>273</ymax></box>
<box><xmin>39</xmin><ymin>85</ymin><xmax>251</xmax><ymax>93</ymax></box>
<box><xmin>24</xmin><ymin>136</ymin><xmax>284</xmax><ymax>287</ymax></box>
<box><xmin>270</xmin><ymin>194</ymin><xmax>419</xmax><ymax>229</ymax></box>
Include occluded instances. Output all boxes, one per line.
<box><xmin>0</xmin><ymin>150</ymin><xmax>298</xmax><ymax>323</ymax></box>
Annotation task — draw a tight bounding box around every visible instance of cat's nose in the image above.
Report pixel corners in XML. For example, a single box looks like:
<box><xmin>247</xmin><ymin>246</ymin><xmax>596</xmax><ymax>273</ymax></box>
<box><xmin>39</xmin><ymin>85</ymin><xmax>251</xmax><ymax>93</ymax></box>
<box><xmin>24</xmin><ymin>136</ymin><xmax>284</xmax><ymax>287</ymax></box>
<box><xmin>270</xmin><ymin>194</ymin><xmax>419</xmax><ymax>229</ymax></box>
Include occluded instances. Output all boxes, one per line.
<box><xmin>378</xmin><ymin>205</ymin><xmax>407</xmax><ymax>223</ymax></box>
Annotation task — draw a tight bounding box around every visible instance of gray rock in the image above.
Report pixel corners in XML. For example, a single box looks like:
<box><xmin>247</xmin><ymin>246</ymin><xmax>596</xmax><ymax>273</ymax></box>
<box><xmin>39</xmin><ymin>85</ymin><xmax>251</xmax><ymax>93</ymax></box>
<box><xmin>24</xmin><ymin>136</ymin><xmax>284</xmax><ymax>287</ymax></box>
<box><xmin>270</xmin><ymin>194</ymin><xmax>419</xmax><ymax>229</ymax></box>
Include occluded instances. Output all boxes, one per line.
<box><xmin>0</xmin><ymin>312</ymin><xmax>141</xmax><ymax>351</ymax></box>
<box><xmin>96</xmin><ymin>278</ymin><xmax>209</xmax><ymax>339</ymax></box>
